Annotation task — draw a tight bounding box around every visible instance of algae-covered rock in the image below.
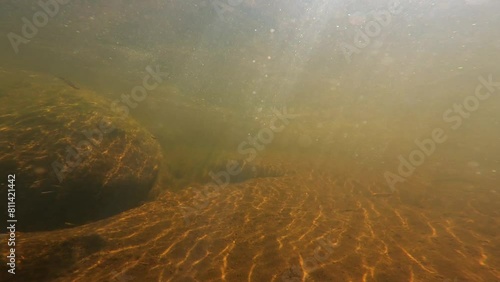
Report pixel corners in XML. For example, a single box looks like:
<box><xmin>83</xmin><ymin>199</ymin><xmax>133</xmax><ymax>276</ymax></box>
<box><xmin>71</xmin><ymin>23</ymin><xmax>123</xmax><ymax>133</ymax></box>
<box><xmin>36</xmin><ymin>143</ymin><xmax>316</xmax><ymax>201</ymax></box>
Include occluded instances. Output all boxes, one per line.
<box><xmin>0</xmin><ymin>69</ymin><xmax>162</xmax><ymax>231</ymax></box>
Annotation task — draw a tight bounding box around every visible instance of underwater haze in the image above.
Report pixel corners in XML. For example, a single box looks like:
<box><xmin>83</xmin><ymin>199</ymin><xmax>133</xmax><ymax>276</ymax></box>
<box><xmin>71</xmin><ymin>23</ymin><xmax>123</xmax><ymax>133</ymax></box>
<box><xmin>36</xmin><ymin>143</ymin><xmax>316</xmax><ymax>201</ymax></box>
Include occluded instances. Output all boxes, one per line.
<box><xmin>0</xmin><ymin>0</ymin><xmax>499</xmax><ymax>281</ymax></box>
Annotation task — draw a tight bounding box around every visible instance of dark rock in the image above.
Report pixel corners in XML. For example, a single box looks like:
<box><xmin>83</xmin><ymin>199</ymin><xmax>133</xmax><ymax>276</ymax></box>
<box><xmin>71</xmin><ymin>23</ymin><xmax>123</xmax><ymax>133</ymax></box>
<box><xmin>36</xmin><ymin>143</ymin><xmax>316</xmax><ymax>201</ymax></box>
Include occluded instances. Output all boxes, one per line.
<box><xmin>0</xmin><ymin>69</ymin><xmax>162</xmax><ymax>231</ymax></box>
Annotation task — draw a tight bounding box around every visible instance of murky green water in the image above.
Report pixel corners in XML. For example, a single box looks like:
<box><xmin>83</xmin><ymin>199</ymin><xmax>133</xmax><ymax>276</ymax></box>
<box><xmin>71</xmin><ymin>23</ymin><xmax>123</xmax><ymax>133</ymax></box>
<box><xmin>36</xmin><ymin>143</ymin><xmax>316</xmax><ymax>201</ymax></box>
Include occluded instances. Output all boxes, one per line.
<box><xmin>0</xmin><ymin>1</ymin><xmax>499</xmax><ymax>281</ymax></box>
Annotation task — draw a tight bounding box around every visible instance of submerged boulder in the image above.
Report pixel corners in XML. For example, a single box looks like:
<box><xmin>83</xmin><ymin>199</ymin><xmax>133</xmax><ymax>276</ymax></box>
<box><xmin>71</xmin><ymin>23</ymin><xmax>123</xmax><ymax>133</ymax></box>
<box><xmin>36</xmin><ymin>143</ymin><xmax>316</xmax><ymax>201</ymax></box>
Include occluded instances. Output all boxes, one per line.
<box><xmin>0</xmin><ymin>69</ymin><xmax>162</xmax><ymax>231</ymax></box>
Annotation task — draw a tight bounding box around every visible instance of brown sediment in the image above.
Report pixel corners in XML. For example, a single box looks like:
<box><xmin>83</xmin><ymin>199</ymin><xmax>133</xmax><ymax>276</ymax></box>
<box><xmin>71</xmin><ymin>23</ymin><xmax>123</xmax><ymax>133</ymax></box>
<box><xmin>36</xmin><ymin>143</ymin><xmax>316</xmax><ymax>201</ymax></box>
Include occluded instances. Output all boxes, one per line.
<box><xmin>3</xmin><ymin>164</ymin><xmax>499</xmax><ymax>282</ymax></box>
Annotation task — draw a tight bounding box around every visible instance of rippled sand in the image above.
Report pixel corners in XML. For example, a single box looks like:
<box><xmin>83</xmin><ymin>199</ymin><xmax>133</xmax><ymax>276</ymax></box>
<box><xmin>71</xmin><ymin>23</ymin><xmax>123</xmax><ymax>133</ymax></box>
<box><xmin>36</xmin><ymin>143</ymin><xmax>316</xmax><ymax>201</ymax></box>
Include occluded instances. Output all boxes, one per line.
<box><xmin>3</xmin><ymin>161</ymin><xmax>499</xmax><ymax>282</ymax></box>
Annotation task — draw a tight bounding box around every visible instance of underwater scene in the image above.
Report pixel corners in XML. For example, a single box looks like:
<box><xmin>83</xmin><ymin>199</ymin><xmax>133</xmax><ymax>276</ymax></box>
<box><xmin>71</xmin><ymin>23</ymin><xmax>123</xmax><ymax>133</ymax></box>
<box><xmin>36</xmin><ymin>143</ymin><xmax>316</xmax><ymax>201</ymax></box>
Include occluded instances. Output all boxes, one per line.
<box><xmin>0</xmin><ymin>0</ymin><xmax>499</xmax><ymax>281</ymax></box>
